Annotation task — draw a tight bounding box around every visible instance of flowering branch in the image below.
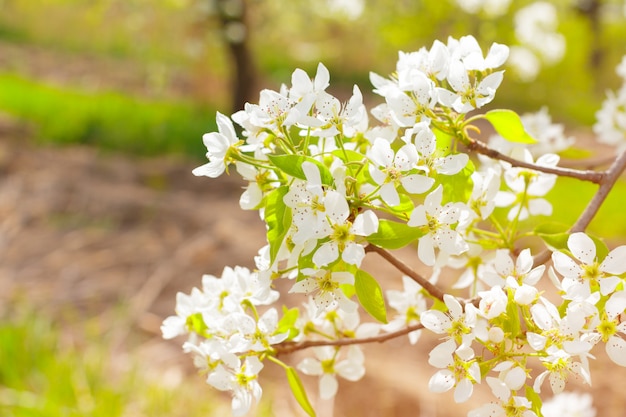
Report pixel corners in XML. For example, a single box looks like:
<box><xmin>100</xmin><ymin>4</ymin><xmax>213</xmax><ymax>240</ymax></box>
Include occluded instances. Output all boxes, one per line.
<box><xmin>466</xmin><ymin>137</ymin><xmax>606</xmax><ymax>183</ymax></box>
<box><xmin>274</xmin><ymin>323</ymin><xmax>424</xmax><ymax>356</ymax></box>
<box><xmin>163</xmin><ymin>35</ymin><xmax>626</xmax><ymax>417</ymax></box>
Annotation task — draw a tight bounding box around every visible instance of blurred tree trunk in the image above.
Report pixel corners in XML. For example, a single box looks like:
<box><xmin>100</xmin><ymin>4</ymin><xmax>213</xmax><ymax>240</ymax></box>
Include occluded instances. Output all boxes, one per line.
<box><xmin>215</xmin><ymin>0</ymin><xmax>257</xmax><ymax>113</ymax></box>
<box><xmin>577</xmin><ymin>0</ymin><xmax>603</xmax><ymax>72</ymax></box>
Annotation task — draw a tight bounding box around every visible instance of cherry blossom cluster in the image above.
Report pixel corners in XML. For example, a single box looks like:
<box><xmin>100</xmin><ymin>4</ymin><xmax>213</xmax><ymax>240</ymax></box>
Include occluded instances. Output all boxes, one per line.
<box><xmin>163</xmin><ymin>35</ymin><xmax>626</xmax><ymax>417</ymax></box>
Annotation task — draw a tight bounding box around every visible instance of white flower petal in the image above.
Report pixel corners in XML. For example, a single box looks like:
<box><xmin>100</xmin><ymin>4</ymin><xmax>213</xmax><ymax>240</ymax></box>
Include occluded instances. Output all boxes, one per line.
<box><xmin>601</xmin><ymin>245</ymin><xmax>626</xmax><ymax>275</ymax></box>
<box><xmin>606</xmin><ymin>336</ymin><xmax>626</xmax><ymax>367</ymax></box>
<box><xmin>428</xmin><ymin>370</ymin><xmax>455</xmax><ymax>393</ymax></box>
<box><xmin>420</xmin><ymin>310</ymin><xmax>451</xmax><ymax>334</ymax></box>
<box><xmin>454</xmin><ymin>378</ymin><xmax>474</xmax><ymax>403</ymax></box>
<box><xmin>319</xmin><ymin>374</ymin><xmax>338</xmax><ymax>399</ymax></box>
<box><xmin>568</xmin><ymin>233</ymin><xmax>597</xmax><ymax>264</ymax></box>
<box><xmin>401</xmin><ymin>174</ymin><xmax>435</xmax><ymax>195</ymax></box>
<box><xmin>418</xmin><ymin>234</ymin><xmax>436</xmax><ymax>266</ymax></box>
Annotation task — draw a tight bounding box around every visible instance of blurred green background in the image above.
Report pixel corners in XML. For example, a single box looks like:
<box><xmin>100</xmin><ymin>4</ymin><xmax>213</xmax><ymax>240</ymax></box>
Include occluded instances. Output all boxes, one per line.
<box><xmin>1</xmin><ymin>0</ymin><xmax>625</xmax><ymax>157</ymax></box>
<box><xmin>2</xmin><ymin>0</ymin><xmax>626</xmax><ymax>416</ymax></box>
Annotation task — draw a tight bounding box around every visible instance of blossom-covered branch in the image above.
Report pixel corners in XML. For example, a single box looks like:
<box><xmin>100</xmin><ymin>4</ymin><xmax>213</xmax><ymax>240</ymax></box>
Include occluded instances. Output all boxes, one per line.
<box><xmin>163</xmin><ymin>35</ymin><xmax>626</xmax><ymax>417</ymax></box>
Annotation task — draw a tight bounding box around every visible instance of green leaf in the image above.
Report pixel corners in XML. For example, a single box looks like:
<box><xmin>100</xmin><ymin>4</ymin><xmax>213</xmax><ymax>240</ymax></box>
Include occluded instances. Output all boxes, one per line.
<box><xmin>503</xmin><ymin>289</ymin><xmax>521</xmax><ymax>338</ymax></box>
<box><xmin>525</xmin><ymin>386</ymin><xmax>544</xmax><ymax>417</ymax></box>
<box><xmin>355</xmin><ymin>270</ymin><xmax>388</xmax><ymax>323</ymax></box>
<box><xmin>286</xmin><ymin>367</ymin><xmax>316</xmax><ymax>417</ymax></box>
<box><xmin>268</xmin><ymin>154</ymin><xmax>334</xmax><ymax>186</ymax></box>
<box><xmin>535</xmin><ymin>223</ymin><xmax>609</xmax><ymax>261</ymax></box>
<box><xmin>387</xmin><ymin>192</ymin><xmax>415</xmax><ymax>219</ymax></box>
<box><xmin>484</xmin><ymin>109</ymin><xmax>537</xmax><ymax>144</ymax></box>
<box><xmin>535</xmin><ymin>222</ymin><xmax>570</xmax><ymax>253</ymax></box>
<box><xmin>331</xmin><ymin>149</ymin><xmax>366</xmax><ymax>164</ymax></box>
<box><xmin>440</xmin><ymin>159</ymin><xmax>475</xmax><ymax>203</ymax></box>
<box><xmin>367</xmin><ymin>219</ymin><xmax>423</xmax><ymax>250</ymax></box>
<box><xmin>265</xmin><ymin>186</ymin><xmax>291</xmax><ymax>263</ymax></box>
<box><xmin>277</xmin><ymin>307</ymin><xmax>300</xmax><ymax>340</ymax></box>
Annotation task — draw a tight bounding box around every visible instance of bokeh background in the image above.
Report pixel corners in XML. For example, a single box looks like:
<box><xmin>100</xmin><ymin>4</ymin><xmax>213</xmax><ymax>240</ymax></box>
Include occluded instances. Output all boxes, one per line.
<box><xmin>1</xmin><ymin>0</ymin><xmax>626</xmax><ymax>416</ymax></box>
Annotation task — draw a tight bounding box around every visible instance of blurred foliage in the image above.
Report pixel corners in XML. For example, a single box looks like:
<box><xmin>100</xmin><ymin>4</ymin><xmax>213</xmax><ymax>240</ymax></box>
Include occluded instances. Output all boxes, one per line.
<box><xmin>0</xmin><ymin>306</ymin><xmax>246</xmax><ymax>417</ymax></box>
<box><xmin>0</xmin><ymin>74</ymin><xmax>211</xmax><ymax>157</ymax></box>
<box><xmin>0</xmin><ymin>0</ymin><xmax>625</xmax><ymax>152</ymax></box>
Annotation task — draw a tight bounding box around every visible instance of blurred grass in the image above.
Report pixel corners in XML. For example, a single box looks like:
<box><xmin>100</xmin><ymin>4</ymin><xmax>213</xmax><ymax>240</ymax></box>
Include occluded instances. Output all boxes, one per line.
<box><xmin>0</xmin><ymin>73</ymin><xmax>212</xmax><ymax>157</ymax></box>
<box><xmin>0</xmin><ymin>307</ymin><xmax>238</xmax><ymax>417</ymax></box>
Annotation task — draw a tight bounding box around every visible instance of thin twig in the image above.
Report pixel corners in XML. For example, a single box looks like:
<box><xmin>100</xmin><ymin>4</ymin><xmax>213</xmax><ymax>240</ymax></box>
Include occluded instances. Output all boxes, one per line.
<box><xmin>365</xmin><ymin>244</ymin><xmax>445</xmax><ymax>302</ymax></box>
<box><xmin>275</xmin><ymin>323</ymin><xmax>424</xmax><ymax>355</ymax></box>
<box><xmin>467</xmin><ymin>138</ymin><xmax>605</xmax><ymax>184</ymax></box>
<box><xmin>533</xmin><ymin>147</ymin><xmax>626</xmax><ymax>265</ymax></box>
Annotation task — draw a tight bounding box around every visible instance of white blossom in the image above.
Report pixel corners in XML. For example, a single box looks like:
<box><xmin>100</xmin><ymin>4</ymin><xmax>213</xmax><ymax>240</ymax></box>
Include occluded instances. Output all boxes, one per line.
<box><xmin>367</xmin><ymin>137</ymin><xmax>434</xmax><ymax>206</ymax></box>
<box><xmin>193</xmin><ymin>112</ymin><xmax>240</xmax><ymax>178</ymax></box>
<box><xmin>297</xmin><ymin>346</ymin><xmax>366</xmax><ymax>399</ymax></box>
<box><xmin>408</xmin><ymin>185</ymin><xmax>469</xmax><ymax>266</ymax></box>
<box><xmin>552</xmin><ymin>232</ymin><xmax>626</xmax><ymax>300</ymax></box>
<box><xmin>290</xmin><ymin>268</ymin><xmax>358</xmax><ymax>316</ymax></box>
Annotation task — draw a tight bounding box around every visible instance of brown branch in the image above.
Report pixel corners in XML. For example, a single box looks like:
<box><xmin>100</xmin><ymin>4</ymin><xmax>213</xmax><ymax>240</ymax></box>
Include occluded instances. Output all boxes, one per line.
<box><xmin>274</xmin><ymin>323</ymin><xmax>424</xmax><ymax>356</ymax></box>
<box><xmin>365</xmin><ymin>244</ymin><xmax>445</xmax><ymax>302</ymax></box>
<box><xmin>467</xmin><ymin>138</ymin><xmax>605</xmax><ymax>184</ymax></box>
<box><xmin>533</xmin><ymin>147</ymin><xmax>626</xmax><ymax>265</ymax></box>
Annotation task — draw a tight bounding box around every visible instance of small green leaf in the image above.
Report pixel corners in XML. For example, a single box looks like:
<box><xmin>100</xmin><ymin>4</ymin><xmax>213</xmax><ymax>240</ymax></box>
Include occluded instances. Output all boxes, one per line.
<box><xmin>525</xmin><ymin>386</ymin><xmax>544</xmax><ymax>417</ymax></box>
<box><xmin>277</xmin><ymin>307</ymin><xmax>300</xmax><ymax>340</ymax></box>
<box><xmin>387</xmin><ymin>192</ymin><xmax>415</xmax><ymax>218</ymax></box>
<box><xmin>439</xmin><ymin>159</ymin><xmax>475</xmax><ymax>203</ymax></box>
<box><xmin>503</xmin><ymin>288</ymin><xmax>521</xmax><ymax>338</ymax></box>
<box><xmin>268</xmin><ymin>154</ymin><xmax>334</xmax><ymax>186</ymax></box>
<box><xmin>535</xmin><ymin>223</ymin><xmax>609</xmax><ymax>261</ymax></box>
<box><xmin>367</xmin><ymin>219</ymin><xmax>423</xmax><ymax>250</ymax></box>
<box><xmin>558</xmin><ymin>147</ymin><xmax>593</xmax><ymax>159</ymax></box>
<box><xmin>286</xmin><ymin>367</ymin><xmax>316</xmax><ymax>417</ymax></box>
<box><xmin>331</xmin><ymin>149</ymin><xmax>366</xmax><ymax>164</ymax></box>
<box><xmin>534</xmin><ymin>222</ymin><xmax>569</xmax><ymax>252</ymax></box>
<box><xmin>355</xmin><ymin>269</ymin><xmax>387</xmax><ymax>323</ymax></box>
<box><xmin>265</xmin><ymin>186</ymin><xmax>291</xmax><ymax>263</ymax></box>
<box><xmin>484</xmin><ymin>109</ymin><xmax>537</xmax><ymax>144</ymax></box>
